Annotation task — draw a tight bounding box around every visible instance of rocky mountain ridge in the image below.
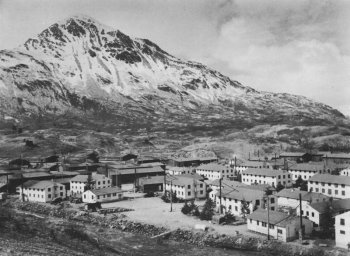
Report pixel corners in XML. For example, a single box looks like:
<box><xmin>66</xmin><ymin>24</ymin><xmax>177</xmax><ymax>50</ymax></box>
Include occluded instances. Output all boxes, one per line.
<box><xmin>0</xmin><ymin>15</ymin><xmax>344</xmax><ymax>130</ymax></box>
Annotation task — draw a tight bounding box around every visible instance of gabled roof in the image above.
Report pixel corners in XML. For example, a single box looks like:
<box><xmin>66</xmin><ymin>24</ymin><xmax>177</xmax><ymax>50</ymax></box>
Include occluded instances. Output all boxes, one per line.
<box><xmin>310</xmin><ymin>199</ymin><xmax>350</xmax><ymax>214</ymax></box>
<box><xmin>70</xmin><ymin>175</ymin><xmax>89</xmax><ymax>182</ymax></box>
<box><xmin>280</xmin><ymin>152</ymin><xmax>308</xmax><ymax>157</ymax></box>
<box><xmin>309</xmin><ymin>174</ymin><xmax>350</xmax><ymax>186</ymax></box>
<box><xmin>22</xmin><ymin>180</ymin><xmax>63</xmax><ymax>189</ymax></box>
<box><xmin>236</xmin><ymin>161</ymin><xmax>267</xmax><ymax>167</ymax></box>
<box><xmin>90</xmin><ymin>186</ymin><xmax>122</xmax><ymax>196</ymax></box>
<box><xmin>242</xmin><ymin>168</ymin><xmax>289</xmax><ymax>177</ymax></box>
<box><xmin>166</xmin><ymin>175</ymin><xmax>204</xmax><ymax>187</ymax></box>
<box><xmin>138</xmin><ymin>175</ymin><xmax>164</xmax><ymax>185</ymax></box>
<box><xmin>288</xmin><ymin>163</ymin><xmax>326</xmax><ymax>172</ymax></box>
<box><xmin>196</xmin><ymin>163</ymin><xmax>232</xmax><ymax>172</ymax></box>
<box><xmin>276</xmin><ymin>188</ymin><xmax>329</xmax><ymax>202</ymax></box>
<box><xmin>247</xmin><ymin>209</ymin><xmax>303</xmax><ymax>227</ymax></box>
<box><xmin>117</xmin><ymin>166</ymin><xmax>164</xmax><ymax>175</ymax></box>
<box><xmin>323</xmin><ymin>153</ymin><xmax>350</xmax><ymax>159</ymax></box>
<box><xmin>215</xmin><ymin>187</ymin><xmax>265</xmax><ymax>202</ymax></box>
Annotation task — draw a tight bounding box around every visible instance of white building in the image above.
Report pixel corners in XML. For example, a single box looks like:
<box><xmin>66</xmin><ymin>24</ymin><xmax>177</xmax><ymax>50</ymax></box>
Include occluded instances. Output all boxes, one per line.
<box><xmin>195</xmin><ymin>163</ymin><xmax>236</xmax><ymax>180</ymax></box>
<box><xmin>232</xmin><ymin>160</ymin><xmax>271</xmax><ymax>175</ymax></box>
<box><xmin>335</xmin><ymin>211</ymin><xmax>350</xmax><ymax>249</ymax></box>
<box><xmin>242</xmin><ymin>168</ymin><xmax>292</xmax><ymax>188</ymax></box>
<box><xmin>82</xmin><ymin>187</ymin><xmax>123</xmax><ymax>203</ymax></box>
<box><xmin>167</xmin><ymin>166</ymin><xmax>194</xmax><ymax>176</ymax></box>
<box><xmin>165</xmin><ymin>175</ymin><xmax>206</xmax><ymax>200</ymax></box>
<box><xmin>212</xmin><ymin>187</ymin><xmax>270</xmax><ymax>217</ymax></box>
<box><xmin>247</xmin><ymin>209</ymin><xmax>313</xmax><ymax>242</ymax></box>
<box><xmin>287</xmin><ymin>163</ymin><xmax>332</xmax><ymax>181</ymax></box>
<box><xmin>307</xmin><ymin>198</ymin><xmax>350</xmax><ymax>227</ymax></box>
<box><xmin>70</xmin><ymin>173</ymin><xmax>111</xmax><ymax>195</ymax></box>
<box><xmin>17</xmin><ymin>180</ymin><xmax>66</xmax><ymax>203</ymax></box>
<box><xmin>340</xmin><ymin>168</ymin><xmax>350</xmax><ymax>177</ymax></box>
<box><xmin>275</xmin><ymin>188</ymin><xmax>330</xmax><ymax>226</ymax></box>
<box><xmin>308</xmin><ymin>174</ymin><xmax>350</xmax><ymax>199</ymax></box>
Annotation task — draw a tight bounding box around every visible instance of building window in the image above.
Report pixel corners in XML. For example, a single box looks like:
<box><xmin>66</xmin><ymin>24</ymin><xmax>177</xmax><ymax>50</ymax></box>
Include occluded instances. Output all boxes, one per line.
<box><xmin>340</xmin><ymin>230</ymin><xmax>345</xmax><ymax>235</ymax></box>
<box><xmin>269</xmin><ymin>224</ymin><xmax>274</xmax><ymax>229</ymax></box>
<box><xmin>312</xmin><ymin>212</ymin><xmax>314</xmax><ymax>217</ymax></box>
<box><xmin>250</xmin><ymin>219</ymin><xmax>252</xmax><ymax>224</ymax></box>
<box><xmin>60</xmin><ymin>192</ymin><xmax>63</xmax><ymax>197</ymax></box>
<box><xmin>48</xmin><ymin>188</ymin><xmax>51</xmax><ymax>192</ymax></box>
<box><xmin>316</xmin><ymin>188</ymin><xmax>319</xmax><ymax>192</ymax></box>
<box><xmin>342</xmin><ymin>191</ymin><xmax>345</xmax><ymax>196</ymax></box>
<box><xmin>188</xmin><ymin>185</ymin><xmax>191</xmax><ymax>189</ymax></box>
<box><xmin>262</xmin><ymin>222</ymin><xmax>267</xmax><ymax>227</ymax></box>
<box><xmin>340</xmin><ymin>219</ymin><xmax>345</xmax><ymax>225</ymax></box>
<box><xmin>98</xmin><ymin>181</ymin><xmax>100</xmax><ymax>185</ymax></box>
<box><xmin>103</xmin><ymin>181</ymin><xmax>105</xmax><ymax>185</ymax></box>
<box><xmin>48</xmin><ymin>194</ymin><xmax>51</xmax><ymax>198</ymax></box>
<box><xmin>107</xmin><ymin>194</ymin><xmax>111</xmax><ymax>197</ymax></box>
<box><xmin>113</xmin><ymin>193</ymin><xmax>116</xmax><ymax>196</ymax></box>
<box><xmin>257</xmin><ymin>221</ymin><xmax>260</xmax><ymax>226</ymax></box>
<box><xmin>278</xmin><ymin>229</ymin><xmax>283</xmax><ymax>234</ymax></box>
<box><xmin>200</xmin><ymin>184</ymin><xmax>203</xmax><ymax>188</ymax></box>
<box><xmin>328</xmin><ymin>189</ymin><xmax>331</xmax><ymax>195</ymax></box>
<box><xmin>97</xmin><ymin>196</ymin><xmax>100</xmax><ymax>199</ymax></box>
<box><xmin>235</xmin><ymin>206</ymin><xmax>238</xmax><ymax>211</ymax></box>
<box><xmin>335</xmin><ymin>190</ymin><xmax>338</xmax><ymax>195</ymax></box>
<box><xmin>188</xmin><ymin>192</ymin><xmax>191</xmax><ymax>196</ymax></box>
<box><xmin>322</xmin><ymin>189</ymin><xmax>325</xmax><ymax>193</ymax></box>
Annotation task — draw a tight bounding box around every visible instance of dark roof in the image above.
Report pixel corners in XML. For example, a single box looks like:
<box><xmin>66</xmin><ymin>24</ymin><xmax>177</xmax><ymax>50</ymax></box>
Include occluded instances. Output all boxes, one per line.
<box><xmin>280</xmin><ymin>152</ymin><xmax>307</xmax><ymax>157</ymax></box>
<box><xmin>117</xmin><ymin>166</ymin><xmax>164</xmax><ymax>175</ymax></box>
<box><xmin>243</xmin><ymin>168</ymin><xmax>289</xmax><ymax>177</ymax></box>
<box><xmin>309</xmin><ymin>174</ymin><xmax>350</xmax><ymax>186</ymax></box>
<box><xmin>247</xmin><ymin>209</ymin><xmax>303</xmax><ymax>227</ymax></box>
<box><xmin>276</xmin><ymin>188</ymin><xmax>329</xmax><ymax>202</ymax></box>
<box><xmin>310</xmin><ymin>199</ymin><xmax>350</xmax><ymax>214</ymax></box>
<box><xmin>22</xmin><ymin>172</ymin><xmax>52</xmax><ymax>178</ymax></box>
<box><xmin>90</xmin><ymin>186</ymin><xmax>122</xmax><ymax>195</ymax></box>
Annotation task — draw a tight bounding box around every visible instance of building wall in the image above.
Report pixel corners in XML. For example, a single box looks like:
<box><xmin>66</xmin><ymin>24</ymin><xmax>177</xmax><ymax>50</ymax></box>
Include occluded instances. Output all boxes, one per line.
<box><xmin>242</xmin><ymin>173</ymin><xmax>292</xmax><ymax>187</ymax></box>
<box><xmin>70</xmin><ymin>175</ymin><xmax>112</xmax><ymax>195</ymax></box>
<box><xmin>165</xmin><ymin>180</ymin><xmax>206</xmax><ymax>200</ymax></box>
<box><xmin>340</xmin><ymin>169</ymin><xmax>350</xmax><ymax>176</ymax></box>
<box><xmin>247</xmin><ymin>218</ymin><xmax>313</xmax><ymax>242</ymax></box>
<box><xmin>335</xmin><ymin>213</ymin><xmax>350</xmax><ymax>249</ymax></box>
<box><xmin>19</xmin><ymin>184</ymin><xmax>66</xmax><ymax>203</ymax></box>
<box><xmin>195</xmin><ymin>167</ymin><xmax>236</xmax><ymax>181</ymax></box>
<box><xmin>308</xmin><ymin>181</ymin><xmax>350</xmax><ymax>199</ymax></box>
<box><xmin>82</xmin><ymin>190</ymin><xmax>123</xmax><ymax>203</ymax></box>
<box><xmin>288</xmin><ymin>169</ymin><xmax>329</xmax><ymax>181</ymax></box>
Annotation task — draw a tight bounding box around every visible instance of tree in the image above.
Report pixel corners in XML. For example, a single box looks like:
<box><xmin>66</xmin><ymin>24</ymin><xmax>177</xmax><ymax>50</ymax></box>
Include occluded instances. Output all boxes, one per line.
<box><xmin>276</xmin><ymin>183</ymin><xmax>285</xmax><ymax>192</ymax></box>
<box><xmin>87</xmin><ymin>151</ymin><xmax>99</xmax><ymax>163</ymax></box>
<box><xmin>321</xmin><ymin>203</ymin><xmax>334</xmax><ymax>238</ymax></box>
<box><xmin>199</xmin><ymin>198</ymin><xmax>215</xmax><ymax>220</ymax></box>
<box><xmin>84</xmin><ymin>174</ymin><xmax>94</xmax><ymax>191</ymax></box>
<box><xmin>294</xmin><ymin>176</ymin><xmax>308</xmax><ymax>191</ymax></box>
<box><xmin>241</xmin><ymin>199</ymin><xmax>251</xmax><ymax>220</ymax></box>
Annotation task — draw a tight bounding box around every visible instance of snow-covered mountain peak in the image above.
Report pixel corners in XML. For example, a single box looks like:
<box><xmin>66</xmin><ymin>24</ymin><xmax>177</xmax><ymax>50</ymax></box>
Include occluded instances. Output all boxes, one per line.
<box><xmin>0</xmin><ymin>15</ymin><xmax>345</xmax><ymax>126</ymax></box>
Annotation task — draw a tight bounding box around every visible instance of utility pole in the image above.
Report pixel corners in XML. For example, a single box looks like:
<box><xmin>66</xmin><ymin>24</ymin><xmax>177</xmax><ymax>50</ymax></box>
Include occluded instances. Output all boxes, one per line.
<box><xmin>274</xmin><ymin>153</ymin><xmax>277</xmax><ymax>169</ymax></box>
<box><xmin>219</xmin><ymin>178</ymin><xmax>222</xmax><ymax>214</ymax></box>
<box><xmin>267</xmin><ymin>197</ymin><xmax>270</xmax><ymax>240</ymax></box>
<box><xmin>170</xmin><ymin>179</ymin><xmax>173</xmax><ymax>212</ymax></box>
<box><xmin>299</xmin><ymin>193</ymin><xmax>303</xmax><ymax>243</ymax></box>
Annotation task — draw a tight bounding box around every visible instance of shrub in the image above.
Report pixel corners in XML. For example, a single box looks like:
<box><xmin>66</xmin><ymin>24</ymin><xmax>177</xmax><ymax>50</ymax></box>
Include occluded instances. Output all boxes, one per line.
<box><xmin>181</xmin><ymin>202</ymin><xmax>191</xmax><ymax>215</ymax></box>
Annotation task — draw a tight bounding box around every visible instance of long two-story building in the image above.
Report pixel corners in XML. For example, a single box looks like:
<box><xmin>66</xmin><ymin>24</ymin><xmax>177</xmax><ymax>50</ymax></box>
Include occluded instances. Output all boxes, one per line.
<box><xmin>242</xmin><ymin>168</ymin><xmax>292</xmax><ymax>188</ymax></box>
<box><xmin>17</xmin><ymin>180</ymin><xmax>66</xmax><ymax>203</ymax></box>
<box><xmin>165</xmin><ymin>175</ymin><xmax>206</xmax><ymax>200</ymax></box>
<box><xmin>308</xmin><ymin>174</ymin><xmax>350</xmax><ymax>199</ymax></box>
<box><xmin>195</xmin><ymin>163</ymin><xmax>236</xmax><ymax>180</ymax></box>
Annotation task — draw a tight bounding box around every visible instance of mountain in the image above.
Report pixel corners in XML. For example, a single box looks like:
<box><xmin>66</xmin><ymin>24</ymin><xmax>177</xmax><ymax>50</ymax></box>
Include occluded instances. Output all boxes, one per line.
<box><xmin>0</xmin><ymin>15</ymin><xmax>345</xmax><ymax>132</ymax></box>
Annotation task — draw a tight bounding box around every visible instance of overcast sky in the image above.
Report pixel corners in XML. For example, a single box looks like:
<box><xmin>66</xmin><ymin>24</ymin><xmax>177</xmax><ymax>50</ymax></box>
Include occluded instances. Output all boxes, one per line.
<box><xmin>0</xmin><ymin>0</ymin><xmax>349</xmax><ymax>115</ymax></box>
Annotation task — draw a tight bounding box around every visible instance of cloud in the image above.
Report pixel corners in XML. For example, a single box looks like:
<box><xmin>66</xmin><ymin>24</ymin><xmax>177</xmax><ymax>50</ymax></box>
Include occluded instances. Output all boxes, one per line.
<box><xmin>205</xmin><ymin>0</ymin><xmax>350</xmax><ymax>115</ymax></box>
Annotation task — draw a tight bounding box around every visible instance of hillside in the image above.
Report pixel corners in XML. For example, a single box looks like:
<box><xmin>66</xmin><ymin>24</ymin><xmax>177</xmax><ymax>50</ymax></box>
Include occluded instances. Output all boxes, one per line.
<box><xmin>0</xmin><ymin>14</ymin><xmax>345</xmax><ymax>132</ymax></box>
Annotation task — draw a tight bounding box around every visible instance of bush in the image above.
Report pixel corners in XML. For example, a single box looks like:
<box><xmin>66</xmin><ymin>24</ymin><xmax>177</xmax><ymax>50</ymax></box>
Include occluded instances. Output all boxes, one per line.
<box><xmin>181</xmin><ymin>202</ymin><xmax>191</xmax><ymax>215</ymax></box>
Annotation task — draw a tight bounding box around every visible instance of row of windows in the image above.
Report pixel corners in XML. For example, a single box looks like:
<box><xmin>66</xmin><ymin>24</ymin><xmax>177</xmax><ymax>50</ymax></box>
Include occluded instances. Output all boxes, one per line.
<box><xmin>28</xmin><ymin>192</ymin><xmax>64</xmax><ymax>198</ymax></box>
<box><xmin>250</xmin><ymin>219</ymin><xmax>275</xmax><ymax>229</ymax></box>
<box><xmin>197</xmin><ymin>169</ymin><xmax>234</xmax><ymax>173</ymax></box>
<box><xmin>309</xmin><ymin>187</ymin><xmax>346</xmax><ymax>196</ymax></box>
<box><xmin>47</xmin><ymin>187</ymin><xmax>63</xmax><ymax>192</ymax></box>
<box><xmin>309</xmin><ymin>181</ymin><xmax>346</xmax><ymax>188</ymax></box>
<box><xmin>243</xmin><ymin>174</ymin><xmax>291</xmax><ymax>179</ymax></box>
